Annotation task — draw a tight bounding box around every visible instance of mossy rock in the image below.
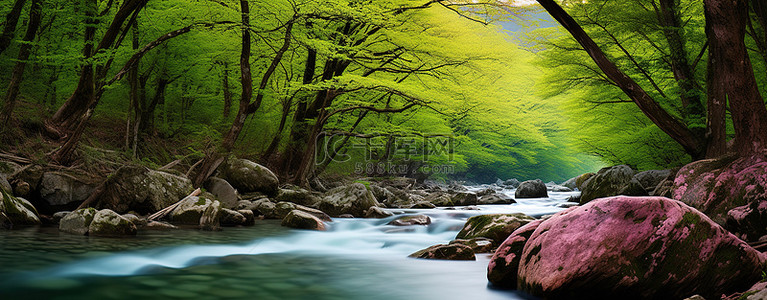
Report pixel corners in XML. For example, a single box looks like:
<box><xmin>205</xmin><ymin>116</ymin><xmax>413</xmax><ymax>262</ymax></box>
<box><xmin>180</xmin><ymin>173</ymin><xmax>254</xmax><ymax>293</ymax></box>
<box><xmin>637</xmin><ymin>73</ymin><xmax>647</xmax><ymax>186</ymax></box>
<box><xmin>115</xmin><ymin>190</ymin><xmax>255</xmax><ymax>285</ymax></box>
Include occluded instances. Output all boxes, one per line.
<box><xmin>388</xmin><ymin>214</ymin><xmax>430</xmax><ymax>226</ymax></box>
<box><xmin>89</xmin><ymin>209</ymin><xmax>137</xmax><ymax>236</ymax></box>
<box><xmin>456</xmin><ymin>213</ymin><xmax>535</xmax><ymax>245</ymax></box>
<box><xmin>318</xmin><ymin>183</ymin><xmax>379</xmax><ymax>217</ymax></box>
<box><xmin>59</xmin><ymin>208</ymin><xmax>97</xmax><ymax>235</ymax></box>
<box><xmin>409</xmin><ymin>243</ymin><xmax>475</xmax><ymax>260</ymax></box>
<box><xmin>217</xmin><ymin>157</ymin><xmax>279</xmax><ymax>197</ymax></box>
<box><xmin>170</xmin><ymin>195</ymin><xmax>212</xmax><ymax>225</ymax></box>
<box><xmin>98</xmin><ymin>166</ymin><xmax>193</xmax><ymax>214</ymax></box>
<box><xmin>580</xmin><ymin>165</ymin><xmax>635</xmax><ymax>204</ymax></box>
<box><xmin>0</xmin><ymin>188</ymin><xmax>41</xmax><ymax>226</ymax></box>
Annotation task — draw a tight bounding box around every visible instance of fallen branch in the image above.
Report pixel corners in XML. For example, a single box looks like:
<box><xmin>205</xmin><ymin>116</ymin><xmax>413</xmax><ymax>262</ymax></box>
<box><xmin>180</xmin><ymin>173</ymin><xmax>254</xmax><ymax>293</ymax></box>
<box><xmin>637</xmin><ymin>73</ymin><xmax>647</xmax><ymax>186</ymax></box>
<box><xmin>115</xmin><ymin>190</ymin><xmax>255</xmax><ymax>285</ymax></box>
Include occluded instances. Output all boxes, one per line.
<box><xmin>159</xmin><ymin>158</ymin><xmax>183</xmax><ymax>171</ymax></box>
<box><xmin>147</xmin><ymin>188</ymin><xmax>201</xmax><ymax>221</ymax></box>
<box><xmin>0</xmin><ymin>152</ymin><xmax>32</xmax><ymax>164</ymax></box>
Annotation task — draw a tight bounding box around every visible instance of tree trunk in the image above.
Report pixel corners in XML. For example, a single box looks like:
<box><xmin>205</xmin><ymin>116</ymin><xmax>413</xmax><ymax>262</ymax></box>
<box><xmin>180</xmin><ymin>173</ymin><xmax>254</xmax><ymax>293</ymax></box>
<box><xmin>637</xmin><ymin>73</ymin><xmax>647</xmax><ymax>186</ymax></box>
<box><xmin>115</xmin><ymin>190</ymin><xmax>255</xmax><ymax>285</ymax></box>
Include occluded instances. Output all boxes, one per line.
<box><xmin>221</xmin><ymin>62</ymin><xmax>232</xmax><ymax>119</ymax></box>
<box><xmin>220</xmin><ymin>0</ymin><xmax>253</xmax><ymax>152</ymax></box>
<box><xmin>705</xmin><ymin>0</ymin><xmax>767</xmax><ymax>155</ymax></box>
<box><xmin>0</xmin><ymin>0</ymin><xmax>27</xmax><ymax>56</ymax></box>
<box><xmin>51</xmin><ymin>0</ymin><xmax>147</xmax><ymax>130</ymax></box>
<box><xmin>0</xmin><ymin>0</ymin><xmax>42</xmax><ymax>126</ymax></box>
<box><xmin>261</xmin><ymin>94</ymin><xmax>294</xmax><ymax>161</ymax></box>
<box><xmin>537</xmin><ymin>0</ymin><xmax>704</xmax><ymax>159</ymax></box>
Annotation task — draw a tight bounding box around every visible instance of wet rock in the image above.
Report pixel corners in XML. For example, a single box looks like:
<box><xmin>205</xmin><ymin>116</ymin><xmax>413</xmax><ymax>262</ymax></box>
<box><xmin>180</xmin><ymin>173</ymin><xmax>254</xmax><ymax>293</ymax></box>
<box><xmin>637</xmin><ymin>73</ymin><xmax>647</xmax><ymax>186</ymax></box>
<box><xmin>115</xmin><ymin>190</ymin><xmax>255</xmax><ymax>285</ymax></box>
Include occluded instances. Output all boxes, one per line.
<box><xmin>672</xmin><ymin>155</ymin><xmax>767</xmax><ymax>242</ymax></box>
<box><xmin>89</xmin><ymin>209</ymin><xmax>137</xmax><ymax>236</ymax></box>
<box><xmin>488</xmin><ymin>219</ymin><xmax>543</xmax><ymax>289</ymax></box>
<box><xmin>388</xmin><ymin>214</ymin><xmax>431</xmax><ymax>226</ymax></box>
<box><xmin>617</xmin><ymin>177</ymin><xmax>649</xmax><ymax>197</ymax></box>
<box><xmin>561</xmin><ymin>177</ymin><xmax>577</xmax><ymax>190</ymax></box>
<box><xmin>144</xmin><ymin>220</ymin><xmax>178</xmax><ymax>230</ymax></box>
<box><xmin>580</xmin><ymin>165</ymin><xmax>635</xmax><ymax>204</ymax></box>
<box><xmin>238</xmin><ymin>209</ymin><xmax>255</xmax><ymax>226</ymax></box>
<box><xmin>217</xmin><ymin>158</ymin><xmax>279</xmax><ymax>197</ymax></box>
<box><xmin>203</xmin><ymin>177</ymin><xmax>238</xmax><ymax>209</ymax></box>
<box><xmin>338</xmin><ymin>214</ymin><xmax>354</xmax><ymax>218</ymax></box>
<box><xmin>408</xmin><ymin>201</ymin><xmax>436</xmax><ymax>209</ymax></box>
<box><xmin>503</xmin><ymin>178</ymin><xmax>520</xmax><ymax>188</ymax></box>
<box><xmin>409</xmin><ymin>243</ymin><xmax>475</xmax><ymax>260</ymax></box>
<box><xmin>274</xmin><ymin>201</ymin><xmax>332</xmax><ymax>221</ymax></box>
<box><xmin>364</xmin><ymin>206</ymin><xmax>393</xmax><ymax>218</ymax></box>
<box><xmin>456</xmin><ymin>213</ymin><xmax>535</xmax><ymax>245</ymax></box>
<box><xmin>451</xmin><ymin>192</ymin><xmax>478</xmax><ymax>206</ymax></box>
<box><xmin>281</xmin><ymin>210</ymin><xmax>326</xmax><ymax>231</ymax></box>
<box><xmin>121</xmin><ymin>213</ymin><xmax>146</xmax><ymax>227</ymax></box>
<box><xmin>547</xmin><ymin>184</ymin><xmax>573</xmax><ymax>192</ymax></box>
<box><xmin>170</xmin><ymin>195</ymin><xmax>214</xmax><ymax>224</ymax></box>
<box><xmin>684</xmin><ymin>296</ymin><xmax>706</xmax><ymax>300</ymax></box>
<box><xmin>52</xmin><ymin>211</ymin><xmax>70</xmax><ymax>224</ymax></box>
<box><xmin>98</xmin><ymin>166</ymin><xmax>193</xmax><ymax>214</ymax></box>
<box><xmin>574</xmin><ymin>172</ymin><xmax>595</xmax><ymax>190</ymax></box>
<box><xmin>425</xmin><ymin>192</ymin><xmax>453</xmax><ymax>206</ymax></box>
<box><xmin>450</xmin><ymin>238</ymin><xmax>494</xmax><ymax>253</ymax></box>
<box><xmin>274</xmin><ymin>184</ymin><xmax>321</xmax><ymax>207</ymax></box>
<box><xmin>252</xmin><ymin>199</ymin><xmax>277</xmax><ymax>219</ymax></box>
<box><xmin>199</xmin><ymin>200</ymin><xmax>221</xmax><ymax>231</ymax></box>
<box><xmin>235</xmin><ymin>200</ymin><xmax>257</xmax><ymax>212</ymax></box>
<box><xmin>508</xmin><ymin>196</ymin><xmax>764</xmax><ymax>299</ymax></box>
<box><xmin>318</xmin><ymin>183</ymin><xmax>379</xmax><ymax>217</ymax></box>
<box><xmin>59</xmin><ymin>208</ymin><xmax>97</xmax><ymax>235</ymax></box>
<box><xmin>633</xmin><ymin>169</ymin><xmax>671</xmax><ymax>194</ymax></box>
<box><xmin>0</xmin><ymin>188</ymin><xmax>40</xmax><ymax>226</ymax></box>
<box><xmin>515</xmin><ymin>179</ymin><xmax>548</xmax><ymax>199</ymax></box>
<box><xmin>478</xmin><ymin>193</ymin><xmax>515</xmax><ymax>205</ymax></box>
<box><xmin>220</xmin><ymin>208</ymin><xmax>247</xmax><ymax>226</ymax></box>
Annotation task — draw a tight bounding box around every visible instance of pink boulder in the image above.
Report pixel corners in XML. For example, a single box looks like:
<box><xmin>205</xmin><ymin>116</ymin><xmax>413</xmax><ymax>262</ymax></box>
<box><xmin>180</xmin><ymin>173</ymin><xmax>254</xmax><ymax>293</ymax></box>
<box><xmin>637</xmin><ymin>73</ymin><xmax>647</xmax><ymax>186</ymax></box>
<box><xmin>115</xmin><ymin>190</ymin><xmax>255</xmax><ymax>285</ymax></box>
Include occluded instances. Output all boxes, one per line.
<box><xmin>492</xmin><ymin>196</ymin><xmax>764</xmax><ymax>299</ymax></box>
<box><xmin>672</xmin><ymin>154</ymin><xmax>767</xmax><ymax>241</ymax></box>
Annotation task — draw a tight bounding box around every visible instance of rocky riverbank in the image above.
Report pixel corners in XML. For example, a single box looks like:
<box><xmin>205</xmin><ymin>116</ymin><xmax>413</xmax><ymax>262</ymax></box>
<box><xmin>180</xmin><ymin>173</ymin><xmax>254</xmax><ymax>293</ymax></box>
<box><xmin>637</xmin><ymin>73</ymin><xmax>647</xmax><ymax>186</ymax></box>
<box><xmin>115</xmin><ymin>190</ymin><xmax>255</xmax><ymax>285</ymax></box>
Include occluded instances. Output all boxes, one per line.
<box><xmin>3</xmin><ymin>152</ymin><xmax>767</xmax><ymax>299</ymax></box>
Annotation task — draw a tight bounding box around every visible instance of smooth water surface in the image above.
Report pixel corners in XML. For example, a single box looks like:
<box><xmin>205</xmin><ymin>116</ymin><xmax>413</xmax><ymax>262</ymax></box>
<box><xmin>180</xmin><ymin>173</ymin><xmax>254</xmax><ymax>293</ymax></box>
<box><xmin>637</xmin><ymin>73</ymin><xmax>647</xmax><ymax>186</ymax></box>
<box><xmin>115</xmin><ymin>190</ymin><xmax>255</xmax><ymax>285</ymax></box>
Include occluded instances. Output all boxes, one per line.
<box><xmin>0</xmin><ymin>188</ymin><xmax>578</xmax><ymax>299</ymax></box>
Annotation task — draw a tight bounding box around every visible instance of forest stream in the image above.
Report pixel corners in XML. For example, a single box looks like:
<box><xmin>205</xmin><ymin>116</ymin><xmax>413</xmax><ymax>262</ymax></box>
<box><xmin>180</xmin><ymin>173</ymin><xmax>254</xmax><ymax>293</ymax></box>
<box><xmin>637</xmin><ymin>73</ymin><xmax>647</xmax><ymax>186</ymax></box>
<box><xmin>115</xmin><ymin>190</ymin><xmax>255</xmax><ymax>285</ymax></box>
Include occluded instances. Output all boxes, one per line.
<box><xmin>0</xmin><ymin>187</ymin><xmax>577</xmax><ymax>300</ymax></box>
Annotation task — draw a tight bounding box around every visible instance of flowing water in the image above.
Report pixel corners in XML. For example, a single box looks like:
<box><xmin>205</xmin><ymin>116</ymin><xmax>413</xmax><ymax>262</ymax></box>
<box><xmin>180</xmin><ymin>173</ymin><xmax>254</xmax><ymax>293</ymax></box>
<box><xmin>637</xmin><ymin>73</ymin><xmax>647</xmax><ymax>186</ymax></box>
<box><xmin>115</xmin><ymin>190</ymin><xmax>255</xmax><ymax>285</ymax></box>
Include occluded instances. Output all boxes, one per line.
<box><xmin>0</xmin><ymin>187</ymin><xmax>578</xmax><ymax>300</ymax></box>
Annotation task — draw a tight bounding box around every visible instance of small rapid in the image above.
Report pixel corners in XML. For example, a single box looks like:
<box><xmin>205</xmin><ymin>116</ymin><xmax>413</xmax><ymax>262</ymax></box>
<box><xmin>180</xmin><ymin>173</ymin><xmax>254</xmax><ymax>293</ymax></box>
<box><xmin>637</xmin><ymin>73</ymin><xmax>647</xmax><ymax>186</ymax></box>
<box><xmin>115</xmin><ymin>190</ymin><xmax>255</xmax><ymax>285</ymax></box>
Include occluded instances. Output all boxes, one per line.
<box><xmin>0</xmin><ymin>187</ymin><xmax>578</xmax><ymax>300</ymax></box>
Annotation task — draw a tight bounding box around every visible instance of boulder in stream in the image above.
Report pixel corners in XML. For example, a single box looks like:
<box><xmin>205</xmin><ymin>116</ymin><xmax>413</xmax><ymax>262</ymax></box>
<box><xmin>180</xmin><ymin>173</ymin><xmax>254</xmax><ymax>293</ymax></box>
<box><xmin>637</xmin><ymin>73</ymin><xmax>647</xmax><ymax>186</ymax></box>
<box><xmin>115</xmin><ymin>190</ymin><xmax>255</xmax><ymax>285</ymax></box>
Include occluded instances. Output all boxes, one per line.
<box><xmin>456</xmin><ymin>213</ymin><xmax>535</xmax><ymax>245</ymax></box>
<box><xmin>59</xmin><ymin>208</ymin><xmax>97</xmax><ymax>235</ymax></box>
<box><xmin>89</xmin><ymin>209</ymin><xmax>137</xmax><ymax>236</ymax></box>
<box><xmin>579</xmin><ymin>165</ymin><xmax>637</xmax><ymax>204</ymax></box>
<box><xmin>0</xmin><ymin>188</ymin><xmax>40</xmax><ymax>226</ymax></box>
<box><xmin>515</xmin><ymin>179</ymin><xmax>548</xmax><ymax>198</ymax></box>
<box><xmin>97</xmin><ymin>166</ymin><xmax>193</xmax><ymax>214</ymax></box>
<box><xmin>281</xmin><ymin>210</ymin><xmax>327</xmax><ymax>231</ymax></box>
<box><xmin>388</xmin><ymin>214</ymin><xmax>431</xmax><ymax>226</ymax></box>
<box><xmin>217</xmin><ymin>158</ymin><xmax>279</xmax><ymax>197</ymax></box>
<box><xmin>318</xmin><ymin>183</ymin><xmax>379</xmax><ymax>217</ymax></box>
<box><xmin>491</xmin><ymin>196</ymin><xmax>764</xmax><ymax>299</ymax></box>
<box><xmin>409</xmin><ymin>243</ymin><xmax>475</xmax><ymax>260</ymax></box>
<box><xmin>203</xmin><ymin>177</ymin><xmax>238</xmax><ymax>209</ymax></box>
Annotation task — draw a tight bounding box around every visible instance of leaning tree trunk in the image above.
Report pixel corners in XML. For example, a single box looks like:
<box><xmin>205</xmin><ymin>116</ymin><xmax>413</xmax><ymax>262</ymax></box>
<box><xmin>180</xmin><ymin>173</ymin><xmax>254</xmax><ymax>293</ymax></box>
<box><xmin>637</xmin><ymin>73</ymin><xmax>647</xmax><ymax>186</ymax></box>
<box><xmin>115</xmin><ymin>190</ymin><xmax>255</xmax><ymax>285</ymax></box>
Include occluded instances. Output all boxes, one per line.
<box><xmin>537</xmin><ymin>0</ymin><xmax>705</xmax><ymax>159</ymax></box>
<box><xmin>0</xmin><ymin>0</ymin><xmax>42</xmax><ymax>126</ymax></box>
<box><xmin>0</xmin><ymin>0</ymin><xmax>27</xmax><ymax>56</ymax></box>
<box><xmin>705</xmin><ymin>0</ymin><xmax>767</xmax><ymax>155</ymax></box>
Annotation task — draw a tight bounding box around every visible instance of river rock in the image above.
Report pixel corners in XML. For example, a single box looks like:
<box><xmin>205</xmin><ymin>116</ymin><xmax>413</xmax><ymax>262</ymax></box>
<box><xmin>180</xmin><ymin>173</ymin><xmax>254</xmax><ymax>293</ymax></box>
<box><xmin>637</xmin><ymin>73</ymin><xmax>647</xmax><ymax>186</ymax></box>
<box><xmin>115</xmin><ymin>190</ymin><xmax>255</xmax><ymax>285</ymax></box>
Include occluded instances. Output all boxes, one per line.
<box><xmin>52</xmin><ymin>211</ymin><xmax>70</xmax><ymax>224</ymax></box>
<box><xmin>617</xmin><ymin>177</ymin><xmax>649</xmax><ymax>197</ymax></box>
<box><xmin>451</xmin><ymin>192</ymin><xmax>478</xmax><ymax>206</ymax></box>
<box><xmin>89</xmin><ymin>209</ymin><xmax>137</xmax><ymax>236</ymax></box>
<box><xmin>199</xmin><ymin>200</ymin><xmax>221</xmax><ymax>231</ymax></box>
<box><xmin>220</xmin><ymin>208</ymin><xmax>248</xmax><ymax>226</ymax></box>
<box><xmin>515</xmin><ymin>179</ymin><xmax>548</xmax><ymax>198</ymax></box>
<box><xmin>579</xmin><ymin>165</ymin><xmax>635</xmax><ymax>204</ymax></box>
<box><xmin>318</xmin><ymin>183</ymin><xmax>379</xmax><ymax>217</ymax></box>
<box><xmin>217</xmin><ymin>158</ymin><xmax>279</xmax><ymax>197</ymax></box>
<box><xmin>574</xmin><ymin>172</ymin><xmax>595</xmax><ymax>190</ymax></box>
<box><xmin>478</xmin><ymin>193</ymin><xmax>515</xmax><ymax>205</ymax></box>
<box><xmin>274</xmin><ymin>201</ymin><xmax>332</xmax><ymax>221</ymax></box>
<box><xmin>203</xmin><ymin>177</ymin><xmax>238</xmax><ymax>209</ymax></box>
<box><xmin>487</xmin><ymin>219</ymin><xmax>543</xmax><ymax>289</ymax></box>
<box><xmin>503</xmin><ymin>178</ymin><xmax>520</xmax><ymax>188</ymax></box>
<box><xmin>170</xmin><ymin>195</ymin><xmax>214</xmax><ymax>224</ymax></box>
<box><xmin>425</xmin><ymin>192</ymin><xmax>453</xmax><ymax>206</ymax></box>
<box><xmin>252</xmin><ymin>199</ymin><xmax>277</xmax><ymax>218</ymax></box>
<box><xmin>281</xmin><ymin>210</ymin><xmax>326</xmax><ymax>231</ymax></box>
<box><xmin>364</xmin><ymin>206</ymin><xmax>393</xmax><ymax>218</ymax></box>
<box><xmin>672</xmin><ymin>154</ymin><xmax>767</xmax><ymax>242</ymax></box>
<box><xmin>408</xmin><ymin>201</ymin><xmax>436</xmax><ymax>209</ymax></box>
<box><xmin>274</xmin><ymin>184</ymin><xmax>321</xmax><ymax>207</ymax></box>
<box><xmin>507</xmin><ymin>196</ymin><xmax>764</xmax><ymax>299</ymax></box>
<box><xmin>0</xmin><ymin>188</ymin><xmax>40</xmax><ymax>226</ymax></box>
<box><xmin>238</xmin><ymin>209</ymin><xmax>256</xmax><ymax>225</ymax></box>
<box><xmin>456</xmin><ymin>213</ymin><xmax>535</xmax><ymax>245</ymax></box>
<box><xmin>634</xmin><ymin>169</ymin><xmax>671</xmax><ymax>194</ymax></box>
<box><xmin>59</xmin><ymin>208</ymin><xmax>97</xmax><ymax>235</ymax></box>
<box><xmin>388</xmin><ymin>214</ymin><xmax>431</xmax><ymax>226</ymax></box>
<box><xmin>121</xmin><ymin>213</ymin><xmax>146</xmax><ymax>227</ymax></box>
<box><xmin>409</xmin><ymin>243</ymin><xmax>475</xmax><ymax>260</ymax></box>
<box><xmin>98</xmin><ymin>166</ymin><xmax>193</xmax><ymax>214</ymax></box>
<box><xmin>450</xmin><ymin>238</ymin><xmax>494</xmax><ymax>253</ymax></box>
<box><xmin>561</xmin><ymin>177</ymin><xmax>577</xmax><ymax>189</ymax></box>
